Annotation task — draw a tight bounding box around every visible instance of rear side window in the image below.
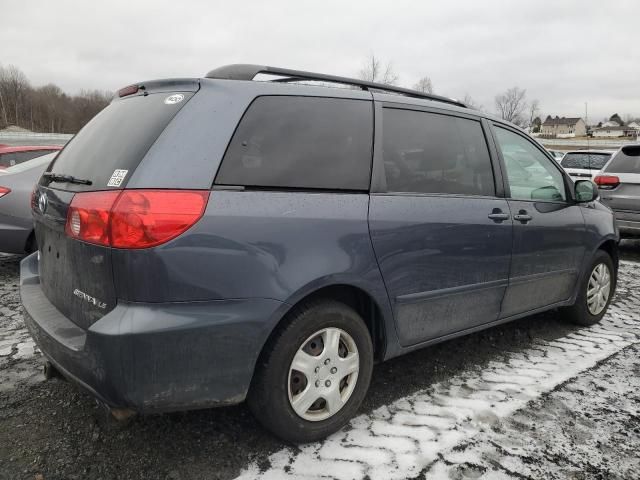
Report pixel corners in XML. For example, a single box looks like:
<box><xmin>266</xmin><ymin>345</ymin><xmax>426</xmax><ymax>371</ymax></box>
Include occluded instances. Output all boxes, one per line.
<box><xmin>47</xmin><ymin>92</ymin><xmax>193</xmax><ymax>191</ymax></box>
<box><xmin>561</xmin><ymin>153</ymin><xmax>611</xmax><ymax>170</ymax></box>
<box><xmin>382</xmin><ymin>108</ymin><xmax>494</xmax><ymax>196</ymax></box>
<box><xmin>215</xmin><ymin>96</ymin><xmax>373</xmax><ymax>190</ymax></box>
<box><xmin>604</xmin><ymin>146</ymin><xmax>640</xmax><ymax>173</ymax></box>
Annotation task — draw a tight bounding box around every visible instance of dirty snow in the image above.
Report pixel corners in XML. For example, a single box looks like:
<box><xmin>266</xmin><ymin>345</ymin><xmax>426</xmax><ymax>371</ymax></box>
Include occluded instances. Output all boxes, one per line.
<box><xmin>237</xmin><ymin>261</ymin><xmax>640</xmax><ymax>480</ymax></box>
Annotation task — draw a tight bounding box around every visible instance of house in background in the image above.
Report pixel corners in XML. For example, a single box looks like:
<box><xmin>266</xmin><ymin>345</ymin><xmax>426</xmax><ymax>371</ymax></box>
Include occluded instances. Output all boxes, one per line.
<box><xmin>592</xmin><ymin>126</ymin><xmax>627</xmax><ymax>138</ymax></box>
<box><xmin>540</xmin><ymin>116</ymin><xmax>586</xmax><ymax>138</ymax></box>
<box><xmin>628</xmin><ymin>121</ymin><xmax>640</xmax><ymax>130</ymax></box>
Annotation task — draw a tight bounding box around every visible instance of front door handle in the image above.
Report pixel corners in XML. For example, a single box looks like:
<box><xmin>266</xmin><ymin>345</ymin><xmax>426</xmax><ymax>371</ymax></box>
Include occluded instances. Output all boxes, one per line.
<box><xmin>488</xmin><ymin>212</ymin><xmax>510</xmax><ymax>222</ymax></box>
<box><xmin>514</xmin><ymin>210</ymin><xmax>532</xmax><ymax>223</ymax></box>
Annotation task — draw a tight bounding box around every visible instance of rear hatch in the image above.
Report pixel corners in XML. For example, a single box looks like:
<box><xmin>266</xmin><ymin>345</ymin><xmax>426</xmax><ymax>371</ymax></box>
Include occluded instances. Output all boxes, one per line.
<box><xmin>597</xmin><ymin>145</ymin><xmax>640</xmax><ymax>220</ymax></box>
<box><xmin>32</xmin><ymin>80</ymin><xmax>198</xmax><ymax>329</ymax></box>
<box><xmin>560</xmin><ymin>152</ymin><xmax>612</xmax><ymax>181</ymax></box>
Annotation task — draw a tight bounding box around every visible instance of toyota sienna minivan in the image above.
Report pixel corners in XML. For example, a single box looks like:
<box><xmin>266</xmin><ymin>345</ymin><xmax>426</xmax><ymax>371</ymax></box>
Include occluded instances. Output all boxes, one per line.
<box><xmin>21</xmin><ymin>65</ymin><xmax>619</xmax><ymax>443</ymax></box>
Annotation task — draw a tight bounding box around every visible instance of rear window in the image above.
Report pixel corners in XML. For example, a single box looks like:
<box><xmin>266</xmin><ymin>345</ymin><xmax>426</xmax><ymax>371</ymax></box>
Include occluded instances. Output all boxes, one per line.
<box><xmin>1</xmin><ymin>153</ymin><xmax>54</xmax><ymax>174</ymax></box>
<box><xmin>46</xmin><ymin>92</ymin><xmax>193</xmax><ymax>191</ymax></box>
<box><xmin>0</xmin><ymin>150</ymin><xmax>55</xmax><ymax>168</ymax></box>
<box><xmin>215</xmin><ymin>96</ymin><xmax>373</xmax><ymax>190</ymax></box>
<box><xmin>561</xmin><ymin>152</ymin><xmax>611</xmax><ymax>170</ymax></box>
<box><xmin>381</xmin><ymin>108</ymin><xmax>495</xmax><ymax>196</ymax></box>
<box><xmin>604</xmin><ymin>145</ymin><xmax>640</xmax><ymax>173</ymax></box>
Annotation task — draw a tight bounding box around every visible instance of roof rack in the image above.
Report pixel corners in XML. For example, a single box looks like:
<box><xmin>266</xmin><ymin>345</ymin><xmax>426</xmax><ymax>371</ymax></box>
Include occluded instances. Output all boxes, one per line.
<box><xmin>204</xmin><ymin>64</ymin><xmax>466</xmax><ymax>108</ymax></box>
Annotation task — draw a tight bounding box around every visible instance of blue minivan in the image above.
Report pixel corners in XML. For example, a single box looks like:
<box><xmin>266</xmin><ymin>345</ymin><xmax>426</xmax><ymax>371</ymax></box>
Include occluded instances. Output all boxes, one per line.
<box><xmin>21</xmin><ymin>65</ymin><xmax>618</xmax><ymax>442</ymax></box>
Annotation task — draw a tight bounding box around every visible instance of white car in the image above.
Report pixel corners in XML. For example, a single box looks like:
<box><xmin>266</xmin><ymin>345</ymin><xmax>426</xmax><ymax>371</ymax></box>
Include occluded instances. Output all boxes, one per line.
<box><xmin>559</xmin><ymin>150</ymin><xmax>615</xmax><ymax>181</ymax></box>
<box><xmin>547</xmin><ymin>149</ymin><xmax>565</xmax><ymax>162</ymax></box>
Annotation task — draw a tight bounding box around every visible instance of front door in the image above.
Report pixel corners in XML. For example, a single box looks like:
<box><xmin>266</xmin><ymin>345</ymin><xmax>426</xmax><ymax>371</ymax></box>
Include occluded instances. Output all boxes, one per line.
<box><xmin>491</xmin><ymin>125</ymin><xmax>585</xmax><ymax>317</ymax></box>
<box><xmin>368</xmin><ymin>106</ymin><xmax>513</xmax><ymax>347</ymax></box>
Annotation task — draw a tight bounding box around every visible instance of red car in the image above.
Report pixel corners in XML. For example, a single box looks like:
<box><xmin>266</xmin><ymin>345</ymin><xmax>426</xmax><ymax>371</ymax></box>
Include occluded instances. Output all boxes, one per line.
<box><xmin>0</xmin><ymin>145</ymin><xmax>62</xmax><ymax>169</ymax></box>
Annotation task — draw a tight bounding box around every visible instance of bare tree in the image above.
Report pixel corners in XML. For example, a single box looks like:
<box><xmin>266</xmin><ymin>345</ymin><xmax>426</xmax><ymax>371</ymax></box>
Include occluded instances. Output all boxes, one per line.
<box><xmin>527</xmin><ymin>99</ymin><xmax>540</xmax><ymax>129</ymax></box>
<box><xmin>0</xmin><ymin>64</ymin><xmax>30</xmax><ymax>127</ymax></box>
<box><xmin>413</xmin><ymin>76</ymin><xmax>433</xmax><ymax>94</ymax></box>
<box><xmin>495</xmin><ymin>87</ymin><xmax>528</xmax><ymax>125</ymax></box>
<box><xmin>0</xmin><ymin>63</ymin><xmax>111</xmax><ymax>133</ymax></box>
<box><xmin>358</xmin><ymin>55</ymin><xmax>399</xmax><ymax>85</ymax></box>
<box><xmin>462</xmin><ymin>94</ymin><xmax>483</xmax><ymax>111</ymax></box>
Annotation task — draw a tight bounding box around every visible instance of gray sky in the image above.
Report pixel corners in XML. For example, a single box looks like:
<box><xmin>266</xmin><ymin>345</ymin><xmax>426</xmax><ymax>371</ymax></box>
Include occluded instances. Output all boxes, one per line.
<box><xmin>3</xmin><ymin>0</ymin><xmax>638</xmax><ymax>122</ymax></box>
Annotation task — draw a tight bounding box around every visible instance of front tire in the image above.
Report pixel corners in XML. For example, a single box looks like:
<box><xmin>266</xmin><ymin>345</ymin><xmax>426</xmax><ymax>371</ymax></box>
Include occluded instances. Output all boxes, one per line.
<box><xmin>562</xmin><ymin>250</ymin><xmax>615</xmax><ymax>326</ymax></box>
<box><xmin>247</xmin><ymin>299</ymin><xmax>373</xmax><ymax>443</ymax></box>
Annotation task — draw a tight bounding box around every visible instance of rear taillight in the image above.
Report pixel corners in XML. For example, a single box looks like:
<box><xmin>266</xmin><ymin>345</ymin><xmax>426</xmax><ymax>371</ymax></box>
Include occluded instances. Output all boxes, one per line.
<box><xmin>0</xmin><ymin>187</ymin><xmax>10</xmax><ymax>198</ymax></box>
<box><xmin>65</xmin><ymin>191</ymin><xmax>120</xmax><ymax>245</ymax></box>
<box><xmin>594</xmin><ymin>175</ymin><xmax>620</xmax><ymax>189</ymax></box>
<box><xmin>65</xmin><ymin>190</ymin><xmax>209</xmax><ymax>248</ymax></box>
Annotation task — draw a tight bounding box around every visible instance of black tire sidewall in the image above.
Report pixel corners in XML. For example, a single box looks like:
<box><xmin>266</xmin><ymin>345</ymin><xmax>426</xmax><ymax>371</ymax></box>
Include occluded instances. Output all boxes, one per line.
<box><xmin>248</xmin><ymin>300</ymin><xmax>373</xmax><ymax>443</ymax></box>
<box><xmin>571</xmin><ymin>250</ymin><xmax>615</xmax><ymax>326</ymax></box>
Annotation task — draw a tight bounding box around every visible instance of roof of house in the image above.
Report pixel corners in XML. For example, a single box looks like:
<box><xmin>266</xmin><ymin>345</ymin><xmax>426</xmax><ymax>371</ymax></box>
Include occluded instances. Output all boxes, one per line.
<box><xmin>542</xmin><ymin>116</ymin><xmax>583</xmax><ymax>126</ymax></box>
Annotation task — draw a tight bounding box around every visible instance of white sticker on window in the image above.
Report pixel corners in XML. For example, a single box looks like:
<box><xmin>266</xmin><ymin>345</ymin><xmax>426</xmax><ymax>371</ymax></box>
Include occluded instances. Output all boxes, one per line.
<box><xmin>107</xmin><ymin>169</ymin><xmax>128</xmax><ymax>187</ymax></box>
<box><xmin>164</xmin><ymin>93</ymin><xmax>184</xmax><ymax>105</ymax></box>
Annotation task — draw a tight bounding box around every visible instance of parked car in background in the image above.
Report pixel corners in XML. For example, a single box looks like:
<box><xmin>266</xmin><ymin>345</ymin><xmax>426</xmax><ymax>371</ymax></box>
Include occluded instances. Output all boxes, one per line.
<box><xmin>547</xmin><ymin>149</ymin><xmax>565</xmax><ymax>162</ymax></box>
<box><xmin>0</xmin><ymin>153</ymin><xmax>56</xmax><ymax>253</ymax></box>
<box><xmin>596</xmin><ymin>144</ymin><xmax>640</xmax><ymax>238</ymax></box>
<box><xmin>0</xmin><ymin>145</ymin><xmax>62</xmax><ymax>169</ymax></box>
<box><xmin>21</xmin><ymin>65</ymin><xmax>619</xmax><ymax>443</ymax></box>
<box><xmin>559</xmin><ymin>150</ymin><xmax>614</xmax><ymax>180</ymax></box>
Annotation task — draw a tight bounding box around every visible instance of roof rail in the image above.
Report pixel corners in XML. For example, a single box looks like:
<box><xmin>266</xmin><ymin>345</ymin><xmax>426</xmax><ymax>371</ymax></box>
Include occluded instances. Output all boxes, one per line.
<box><xmin>204</xmin><ymin>64</ymin><xmax>466</xmax><ymax>108</ymax></box>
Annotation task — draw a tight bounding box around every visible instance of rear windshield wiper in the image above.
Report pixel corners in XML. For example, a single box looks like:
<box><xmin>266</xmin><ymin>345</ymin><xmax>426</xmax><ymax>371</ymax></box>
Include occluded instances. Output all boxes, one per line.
<box><xmin>43</xmin><ymin>172</ymin><xmax>92</xmax><ymax>185</ymax></box>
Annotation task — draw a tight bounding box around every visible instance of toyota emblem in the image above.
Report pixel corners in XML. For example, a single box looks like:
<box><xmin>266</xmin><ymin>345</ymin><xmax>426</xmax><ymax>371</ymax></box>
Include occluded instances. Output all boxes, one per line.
<box><xmin>38</xmin><ymin>191</ymin><xmax>48</xmax><ymax>214</ymax></box>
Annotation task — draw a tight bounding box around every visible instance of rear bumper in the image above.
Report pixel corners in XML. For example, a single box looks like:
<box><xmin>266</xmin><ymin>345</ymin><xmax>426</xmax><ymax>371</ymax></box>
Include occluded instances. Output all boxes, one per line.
<box><xmin>613</xmin><ymin>212</ymin><xmax>640</xmax><ymax>238</ymax></box>
<box><xmin>20</xmin><ymin>252</ymin><xmax>285</xmax><ymax>412</ymax></box>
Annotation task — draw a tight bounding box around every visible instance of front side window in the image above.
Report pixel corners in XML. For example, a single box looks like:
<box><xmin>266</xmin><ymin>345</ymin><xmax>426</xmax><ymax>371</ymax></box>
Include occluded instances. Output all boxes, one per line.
<box><xmin>494</xmin><ymin>126</ymin><xmax>566</xmax><ymax>202</ymax></box>
<box><xmin>381</xmin><ymin>108</ymin><xmax>494</xmax><ymax>196</ymax></box>
<box><xmin>216</xmin><ymin>96</ymin><xmax>373</xmax><ymax>190</ymax></box>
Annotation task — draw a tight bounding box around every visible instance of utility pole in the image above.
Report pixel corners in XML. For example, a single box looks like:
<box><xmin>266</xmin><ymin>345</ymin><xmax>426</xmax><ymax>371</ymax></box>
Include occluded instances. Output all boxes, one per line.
<box><xmin>585</xmin><ymin>102</ymin><xmax>590</xmax><ymax>152</ymax></box>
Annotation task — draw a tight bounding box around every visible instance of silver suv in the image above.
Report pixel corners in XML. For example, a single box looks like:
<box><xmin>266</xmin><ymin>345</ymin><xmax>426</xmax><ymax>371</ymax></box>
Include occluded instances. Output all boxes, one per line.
<box><xmin>596</xmin><ymin>144</ymin><xmax>640</xmax><ymax>237</ymax></box>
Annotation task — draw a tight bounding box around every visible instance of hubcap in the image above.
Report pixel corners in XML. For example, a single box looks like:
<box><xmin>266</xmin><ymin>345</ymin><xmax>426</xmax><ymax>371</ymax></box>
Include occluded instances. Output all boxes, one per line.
<box><xmin>288</xmin><ymin>327</ymin><xmax>359</xmax><ymax>422</ymax></box>
<box><xmin>587</xmin><ymin>263</ymin><xmax>611</xmax><ymax>316</ymax></box>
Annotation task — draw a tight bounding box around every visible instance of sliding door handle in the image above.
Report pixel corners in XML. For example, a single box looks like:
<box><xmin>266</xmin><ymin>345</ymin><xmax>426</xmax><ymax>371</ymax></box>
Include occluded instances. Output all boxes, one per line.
<box><xmin>514</xmin><ymin>213</ymin><xmax>532</xmax><ymax>223</ymax></box>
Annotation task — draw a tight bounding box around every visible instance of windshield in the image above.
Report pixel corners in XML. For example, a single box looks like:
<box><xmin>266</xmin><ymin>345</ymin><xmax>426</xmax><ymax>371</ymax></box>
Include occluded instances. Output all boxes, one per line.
<box><xmin>561</xmin><ymin>152</ymin><xmax>611</xmax><ymax>170</ymax></box>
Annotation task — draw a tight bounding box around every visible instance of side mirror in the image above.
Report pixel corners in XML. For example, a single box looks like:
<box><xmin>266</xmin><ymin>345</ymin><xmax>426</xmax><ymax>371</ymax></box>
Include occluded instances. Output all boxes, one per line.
<box><xmin>575</xmin><ymin>180</ymin><xmax>598</xmax><ymax>203</ymax></box>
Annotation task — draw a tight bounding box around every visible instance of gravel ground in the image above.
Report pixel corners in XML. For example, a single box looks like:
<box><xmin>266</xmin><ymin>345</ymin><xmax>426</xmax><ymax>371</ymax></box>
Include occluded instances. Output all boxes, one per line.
<box><xmin>0</xmin><ymin>240</ymin><xmax>639</xmax><ymax>480</ymax></box>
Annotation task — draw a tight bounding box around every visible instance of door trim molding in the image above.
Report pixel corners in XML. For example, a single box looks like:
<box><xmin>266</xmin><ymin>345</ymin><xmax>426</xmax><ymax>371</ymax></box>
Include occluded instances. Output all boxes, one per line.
<box><xmin>395</xmin><ymin>278</ymin><xmax>508</xmax><ymax>304</ymax></box>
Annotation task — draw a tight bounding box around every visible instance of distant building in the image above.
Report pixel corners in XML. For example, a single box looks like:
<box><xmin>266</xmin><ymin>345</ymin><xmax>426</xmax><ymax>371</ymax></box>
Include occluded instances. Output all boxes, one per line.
<box><xmin>540</xmin><ymin>116</ymin><xmax>586</xmax><ymax>138</ymax></box>
<box><xmin>602</xmin><ymin>120</ymin><xmax>620</xmax><ymax>128</ymax></box>
<box><xmin>628</xmin><ymin>121</ymin><xmax>640</xmax><ymax>130</ymax></box>
<box><xmin>592</xmin><ymin>126</ymin><xmax>637</xmax><ymax>138</ymax></box>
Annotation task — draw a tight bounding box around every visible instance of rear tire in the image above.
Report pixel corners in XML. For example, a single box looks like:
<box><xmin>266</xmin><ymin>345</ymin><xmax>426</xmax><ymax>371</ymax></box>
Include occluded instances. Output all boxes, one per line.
<box><xmin>562</xmin><ymin>250</ymin><xmax>615</xmax><ymax>326</ymax></box>
<box><xmin>247</xmin><ymin>299</ymin><xmax>373</xmax><ymax>443</ymax></box>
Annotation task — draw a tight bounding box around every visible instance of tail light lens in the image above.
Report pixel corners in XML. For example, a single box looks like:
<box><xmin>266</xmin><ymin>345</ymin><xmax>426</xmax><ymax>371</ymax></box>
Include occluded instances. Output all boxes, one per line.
<box><xmin>594</xmin><ymin>175</ymin><xmax>620</xmax><ymax>189</ymax></box>
<box><xmin>65</xmin><ymin>190</ymin><xmax>209</xmax><ymax>249</ymax></box>
<box><xmin>0</xmin><ymin>187</ymin><xmax>10</xmax><ymax>198</ymax></box>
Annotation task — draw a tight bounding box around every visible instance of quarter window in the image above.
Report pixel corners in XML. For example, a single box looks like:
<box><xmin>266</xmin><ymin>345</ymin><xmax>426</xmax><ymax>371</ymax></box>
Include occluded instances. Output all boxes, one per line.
<box><xmin>494</xmin><ymin>126</ymin><xmax>566</xmax><ymax>202</ymax></box>
<box><xmin>381</xmin><ymin>108</ymin><xmax>495</xmax><ymax>196</ymax></box>
<box><xmin>216</xmin><ymin>96</ymin><xmax>373</xmax><ymax>190</ymax></box>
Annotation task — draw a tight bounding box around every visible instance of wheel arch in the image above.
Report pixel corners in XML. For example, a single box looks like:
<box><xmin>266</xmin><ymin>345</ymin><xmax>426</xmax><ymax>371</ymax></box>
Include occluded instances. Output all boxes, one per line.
<box><xmin>261</xmin><ymin>282</ymin><xmax>392</xmax><ymax>366</ymax></box>
<box><xmin>596</xmin><ymin>238</ymin><xmax>619</xmax><ymax>273</ymax></box>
